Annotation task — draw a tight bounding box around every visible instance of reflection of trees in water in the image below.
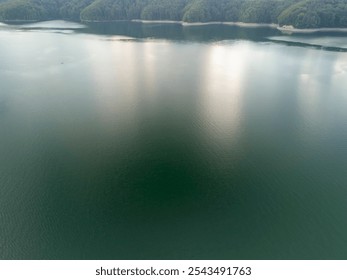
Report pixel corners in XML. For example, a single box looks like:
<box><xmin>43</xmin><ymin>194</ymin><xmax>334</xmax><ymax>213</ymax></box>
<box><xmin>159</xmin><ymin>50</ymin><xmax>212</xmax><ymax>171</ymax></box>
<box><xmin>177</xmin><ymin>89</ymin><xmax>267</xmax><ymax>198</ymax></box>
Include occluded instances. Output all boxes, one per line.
<box><xmin>82</xmin><ymin>21</ymin><xmax>281</xmax><ymax>42</ymax></box>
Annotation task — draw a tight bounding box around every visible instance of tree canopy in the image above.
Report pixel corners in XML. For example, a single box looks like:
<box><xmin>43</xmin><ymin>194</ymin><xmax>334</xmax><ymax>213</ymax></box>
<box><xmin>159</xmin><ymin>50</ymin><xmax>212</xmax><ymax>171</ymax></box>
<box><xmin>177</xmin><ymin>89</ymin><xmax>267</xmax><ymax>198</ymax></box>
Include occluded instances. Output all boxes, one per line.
<box><xmin>0</xmin><ymin>0</ymin><xmax>346</xmax><ymax>28</ymax></box>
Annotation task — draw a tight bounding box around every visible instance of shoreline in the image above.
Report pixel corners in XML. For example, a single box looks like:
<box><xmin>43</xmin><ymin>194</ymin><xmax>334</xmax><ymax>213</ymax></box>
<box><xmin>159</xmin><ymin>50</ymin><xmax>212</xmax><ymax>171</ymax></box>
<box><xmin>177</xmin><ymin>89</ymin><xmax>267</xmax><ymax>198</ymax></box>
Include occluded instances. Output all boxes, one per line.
<box><xmin>277</xmin><ymin>25</ymin><xmax>347</xmax><ymax>33</ymax></box>
<box><xmin>0</xmin><ymin>19</ymin><xmax>40</xmax><ymax>23</ymax></box>
<box><xmin>2</xmin><ymin>18</ymin><xmax>347</xmax><ymax>33</ymax></box>
<box><xmin>134</xmin><ymin>20</ymin><xmax>347</xmax><ymax>32</ymax></box>
<box><xmin>92</xmin><ymin>19</ymin><xmax>347</xmax><ymax>33</ymax></box>
<box><xmin>132</xmin><ymin>19</ymin><xmax>278</xmax><ymax>28</ymax></box>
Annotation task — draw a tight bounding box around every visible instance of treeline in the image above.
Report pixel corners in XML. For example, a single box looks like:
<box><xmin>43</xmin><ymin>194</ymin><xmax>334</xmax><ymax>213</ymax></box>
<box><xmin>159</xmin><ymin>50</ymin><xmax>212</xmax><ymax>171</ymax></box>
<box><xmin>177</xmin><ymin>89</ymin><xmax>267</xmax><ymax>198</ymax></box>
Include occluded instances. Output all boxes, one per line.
<box><xmin>0</xmin><ymin>0</ymin><xmax>347</xmax><ymax>28</ymax></box>
<box><xmin>277</xmin><ymin>0</ymin><xmax>347</xmax><ymax>28</ymax></box>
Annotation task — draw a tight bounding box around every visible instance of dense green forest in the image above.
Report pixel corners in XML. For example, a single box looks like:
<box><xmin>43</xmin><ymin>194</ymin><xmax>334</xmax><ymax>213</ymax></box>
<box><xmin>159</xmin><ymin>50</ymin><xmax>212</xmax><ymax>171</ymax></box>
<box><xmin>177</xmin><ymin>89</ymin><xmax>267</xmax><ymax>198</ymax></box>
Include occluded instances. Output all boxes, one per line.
<box><xmin>0</xmin><ymin>0</ymin><xmax>347</xmax><ymax>28</ymax></box>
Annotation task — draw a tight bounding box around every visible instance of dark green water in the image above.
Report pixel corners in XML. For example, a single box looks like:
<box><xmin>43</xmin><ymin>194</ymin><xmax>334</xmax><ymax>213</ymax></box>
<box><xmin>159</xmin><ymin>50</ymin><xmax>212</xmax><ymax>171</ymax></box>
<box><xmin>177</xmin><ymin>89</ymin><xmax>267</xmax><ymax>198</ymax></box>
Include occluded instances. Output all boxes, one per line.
<box><xmin>1</xmin><ymin>21</ymin><xmax>347</xmax><ymax>259</ymax></box>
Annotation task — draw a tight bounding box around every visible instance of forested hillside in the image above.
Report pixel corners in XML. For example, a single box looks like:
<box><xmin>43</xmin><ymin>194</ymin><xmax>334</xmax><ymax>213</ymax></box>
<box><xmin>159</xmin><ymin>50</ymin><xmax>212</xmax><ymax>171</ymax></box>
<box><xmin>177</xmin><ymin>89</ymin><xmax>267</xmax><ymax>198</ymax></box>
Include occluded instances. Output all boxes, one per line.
<box><xmin>0</xmin><ymin>0</ymin><xmax>347</xmax><ymax>28</ymax></box>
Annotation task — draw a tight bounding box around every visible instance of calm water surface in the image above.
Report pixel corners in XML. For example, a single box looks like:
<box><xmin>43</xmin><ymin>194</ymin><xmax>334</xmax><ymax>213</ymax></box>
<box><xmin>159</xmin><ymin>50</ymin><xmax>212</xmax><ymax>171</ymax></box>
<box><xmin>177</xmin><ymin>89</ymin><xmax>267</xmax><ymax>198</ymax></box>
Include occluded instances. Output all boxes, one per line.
<box><xmin>0</xmin><ymin>21</ymin><xmax>347</xmax><ymax>259</ymax></box>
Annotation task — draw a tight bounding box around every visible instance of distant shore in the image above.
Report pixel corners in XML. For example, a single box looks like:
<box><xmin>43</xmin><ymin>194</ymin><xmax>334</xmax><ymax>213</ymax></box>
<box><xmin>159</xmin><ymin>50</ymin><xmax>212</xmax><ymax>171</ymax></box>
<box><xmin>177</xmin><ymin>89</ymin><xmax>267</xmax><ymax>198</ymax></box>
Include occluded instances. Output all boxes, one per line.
<box><xmin>132</xmin><ymin>20</ymin><xmax>347</xmax><ymax>33</ymax></box>
<box><xmin>277</xmin><ymin>25</ymin><xmax>347</xmax><ymax>33</ymax></box>
<box><xmin>82</xmin><ymin>18</ymin><xmax>276</xmax><ymax>28</ymax></box>
<box><xmin>2</xmin><ymin>19</ymin><xmax>347</xmax><ymax>33</ymax></box>
<box><xmin>132</xmin><ymin>19</ymin><xmax>278</xmax><ymax>28</ymax></box>
<box><xmin>0</xmin><ymin>19</ymin><xmax>38</xmax><ymax>23</ymax></box>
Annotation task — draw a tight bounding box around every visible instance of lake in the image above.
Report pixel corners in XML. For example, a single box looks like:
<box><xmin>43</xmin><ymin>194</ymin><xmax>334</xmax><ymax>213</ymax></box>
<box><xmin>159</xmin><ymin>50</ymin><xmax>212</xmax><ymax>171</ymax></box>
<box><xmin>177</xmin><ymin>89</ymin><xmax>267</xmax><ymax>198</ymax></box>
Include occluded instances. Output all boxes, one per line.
<box><xmin>0</xmin><ymin>21</ymin><xmax>347</xmax><ymax>259</ymax></box>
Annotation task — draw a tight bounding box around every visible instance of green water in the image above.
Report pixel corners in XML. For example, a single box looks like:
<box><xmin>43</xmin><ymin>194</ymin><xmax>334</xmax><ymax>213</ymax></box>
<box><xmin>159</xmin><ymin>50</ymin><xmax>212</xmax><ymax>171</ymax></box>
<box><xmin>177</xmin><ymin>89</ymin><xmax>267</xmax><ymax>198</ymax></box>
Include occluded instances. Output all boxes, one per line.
<box><xmin>1</xmin><ymin>21</ymin><xmax>347</xmax><ymax>259</ymax></box>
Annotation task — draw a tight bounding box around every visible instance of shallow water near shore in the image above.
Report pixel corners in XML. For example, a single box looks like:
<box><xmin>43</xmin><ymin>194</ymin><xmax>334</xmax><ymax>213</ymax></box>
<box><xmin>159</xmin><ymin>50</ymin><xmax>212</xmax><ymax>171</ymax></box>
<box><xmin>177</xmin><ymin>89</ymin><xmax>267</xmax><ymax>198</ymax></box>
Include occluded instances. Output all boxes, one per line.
<box><xmin>1</xmin><ymin>21</ymin><xmax>347</xmax><ymax>259</ymax></box>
